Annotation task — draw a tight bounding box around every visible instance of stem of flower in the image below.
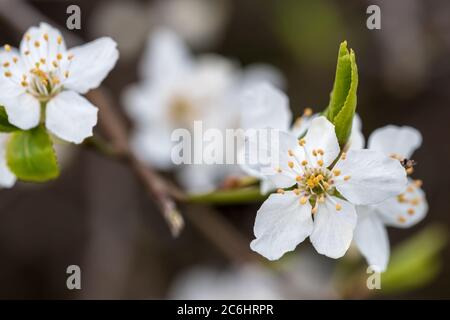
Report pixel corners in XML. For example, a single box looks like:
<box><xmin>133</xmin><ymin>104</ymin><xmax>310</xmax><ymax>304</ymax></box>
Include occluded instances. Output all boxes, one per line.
<box><xmin>187</xmin><ymin>187</ymin><xmax>267</xmax><ymax>205</ymax></box>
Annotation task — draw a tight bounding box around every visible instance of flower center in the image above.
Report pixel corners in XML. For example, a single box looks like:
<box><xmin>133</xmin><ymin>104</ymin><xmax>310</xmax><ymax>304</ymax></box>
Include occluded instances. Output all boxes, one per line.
<box><xmin>276</xmin><ymin>138</ymin><xmax>347</xmax><ymax>213</ymax></box>
<box><xmin>298</xmin><ymin>167</ymin><xmax>334</xmax><ymax>199</ymax></box>
<box><xmin>168</xmin><ymin>96</ymin><xmax>197</xmax><ymax>127</ymax></box>
<box><xmin>2</xmin><ymin>33</ymin><xmax>73</xmax><ymax>102</ymax></box>
<box><xmin>27</xmin><ymin>67</ymin><xmax>64</xmax><ymax>100</ymax></box>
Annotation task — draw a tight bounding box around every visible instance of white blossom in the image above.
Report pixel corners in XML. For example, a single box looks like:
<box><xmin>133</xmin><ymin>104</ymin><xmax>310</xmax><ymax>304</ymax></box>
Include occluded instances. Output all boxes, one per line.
<box><xmin>353</xmin><ymin>125</ymin><xmax>428</xmax><ymax>272</ymax></box>
<box><xmin>247</xmin><ymin>116</ymin><xmax>407</xmax><ymax>260</ymax></box>
<box><xmin>239</xmin><ymin>83</ymin><xmax>364</xmax><ymax>194</ymax></box>
<box><xmin>123</xmin><ymin>28</ymin><xmax>282</xmax><ymax>193</ymax></box>
<box><xmin>0</xmin><ymin>22</ymin><xmax>119</xmax><ymax>144</ymax></box>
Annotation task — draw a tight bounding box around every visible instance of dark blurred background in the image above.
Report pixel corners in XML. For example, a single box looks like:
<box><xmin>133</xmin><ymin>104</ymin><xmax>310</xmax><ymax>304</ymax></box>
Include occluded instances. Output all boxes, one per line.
<box><xmin>0</xmin><ymin>0</ymin><xmax>449</xmax><ymax>299</ymax></box>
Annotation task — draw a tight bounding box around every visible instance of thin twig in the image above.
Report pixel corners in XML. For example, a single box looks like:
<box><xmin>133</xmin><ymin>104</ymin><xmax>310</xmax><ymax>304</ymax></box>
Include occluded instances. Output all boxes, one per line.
<box><xmin>85</xmin><ymin>89</ymin><xmax>185</xmax><ymax>237</ymax></box>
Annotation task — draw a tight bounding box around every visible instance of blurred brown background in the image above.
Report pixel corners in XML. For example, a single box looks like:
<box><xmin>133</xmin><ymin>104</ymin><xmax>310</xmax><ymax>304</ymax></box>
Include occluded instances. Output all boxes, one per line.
<box><xmin>0</xmin><ymin>0</ymin><xmax>449</xmax><ymax>299</ymax></box>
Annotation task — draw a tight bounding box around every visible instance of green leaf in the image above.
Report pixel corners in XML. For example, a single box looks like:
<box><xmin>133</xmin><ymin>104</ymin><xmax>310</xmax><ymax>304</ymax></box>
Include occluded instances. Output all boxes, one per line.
<box><xmin>323</xmin><ymin>41</ymin><xmax>358</xmax><ymax>147</ymax></box>
<box><xmin>0</xmin><ymin>106</ymin><xmax>19</xmax><ymax>132</ymax></box>
<box><xmin>380</xmin><ymin>224</ymin><xmax>448</xmax><ymax>294</ymax></box>
<box><xmin>187</xmin><ymin>187</ymin><xmax>267</xmax><ymax>205</ymax></box>
<box><xmin>6</xmin><ymin>125</ymin><xmax>59</xmax><ymax>182</ymax></box>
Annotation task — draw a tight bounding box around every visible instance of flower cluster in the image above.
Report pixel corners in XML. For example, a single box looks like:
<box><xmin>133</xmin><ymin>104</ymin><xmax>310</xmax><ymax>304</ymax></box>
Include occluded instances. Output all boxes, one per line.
<box><xmin>242</xmin><ymin>83</ymin><xmax>427</xmax><ymax>271</ymax></box>
<box><xmin>0</xmin><ymin>22</ymin><xmax>429</xmax><ymax>274</ymax></box>
<box><xmin>0</xmin><ymin>23</ymin><xmax>118</xmax><ymax>186</ymax></box>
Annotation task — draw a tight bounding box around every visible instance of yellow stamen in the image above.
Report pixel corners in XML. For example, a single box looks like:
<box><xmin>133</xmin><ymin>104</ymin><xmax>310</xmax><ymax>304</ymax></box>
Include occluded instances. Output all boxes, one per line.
<box><xmin>333</xmin><ymin>169</ymin><xmax>341</xmax><ymax>176</ymax></box>
<box><xmin>303</xmin><ymin>108</ymin><xmax>313</xmax><ymax>116</ymax></box>
<box><xmin>407</xmin><ymin>208</ymin><xmax>415</xmax><ymax>215</ymax></box>
<box><xmin>288</xmin><ymin>161</ymin><xmax>294</xmax><ymax>169</ymax></box>
<box><xmin>300</xmin><ymin>196</ymin><xmax>308</xmax><ymax>205</ymax></box>
<box><xmin>344</xmin><ymin>175</ymin><xmax>351</xmax><ymax>181</ymax></box>
<box><xmin>299</xmin><ymin>138</ymin><xmax>306</xmax><ymax>146</ymax></box>
<box><xmin>4</xmin><ymin>44</ymin><xmax>11</xmax><ymax>52</ymax></box>
<box><xmin>335</xmin><ymin>203</ymin><xmax>342</xmax><ymax>211</ymax></box>
<box><xmin>397</xmin><ymin>194</ymin><xmax>406</xmax><ymax>203</ymax></box>
<box><xmin>4</xmin><ymin>71</ymin><xmax>11</xmax><ymax>77</ymax></box>
<box><xmin>317</xmin><ymin>159</ymin><xmax>324</xmax><ymax>167</ymax></box>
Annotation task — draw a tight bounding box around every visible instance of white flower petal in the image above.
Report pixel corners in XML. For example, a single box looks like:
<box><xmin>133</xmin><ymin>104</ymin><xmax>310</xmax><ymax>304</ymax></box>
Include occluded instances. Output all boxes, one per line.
<box><xmin>178</xmin><ymin>165</ymin><xmax>218</xmax><ymax>194</ymax></box>
<box><xmin>2</xmin><ymin>93</ymin><xmax>40</xmax><ymax>130</ymax></box>
<box><xmin>0</xmin><ymin>48</ymin><xmax>26</xmax><ymax>79</ymax></box>
<box><xmin>240</xmin><ymin>82</ymin><xmax>292</xmax><ymax>132</ymax></box>
<box><xmin>334</xmin><ymin>149</ymin><xmax>407</xmax><ymax>205</ymax></box>
<box><xmin>354</xmin><ymin>206</ymin><xmax>389</xmax><ymax>272</ymax></box>
<box><xmin>122</xmin><ymin>83</ymin><xmax>166</xmax><ymax>125</ymax></box>
<box><xmin>46</xmin><ymin>91</ymin><xmax>98</xmax><ymax>144</ymax></box>
<box><xmin>303</xmin><ymin>116</ymin><xmax>340</xmax><ymax>167</ymax></box>
<box><xmin>243</xmin><ymin>129</ymin><xmax>300</xmax><ymax>189</ymax></box>
<box><xmin>348</xmin><ymin>114</ymin><xmax>365</xmax><ymax>150</ymax></box>
<box><xmin>141</xmin><ymin>28</ymin><xmax>192</xmax><ymax>83</ymax></box>
<box><xmin>64</xmin><ymin>37</ymin><xmax>119</xmax><ymax>94</ymax></box>
<box><xmin>250</xmin><ymin>192</ymin><xmax>313</xmax><ymax>260</ymax></box>
<box><xmin>310</xmin><ymin>197</ymin><xmax>357</xmax><ymax>259</ymax></box>
<box><xmin>368</xmin><ymin>125</ymin><xmax>422</xmax><ymax>159</ymax></box>
<box><xmin>0</xmin><ymin>134</ymin><xmax>16</xmax><ymax>188</ymax></box>
<box><xmin>374</xmin><ymin>179</ymin><xmax>428</xmax><ymax>228</ymax></box>
<box><xmin>130</xmin><ymin>126</ymin><xmax>174</xmax><ymax>170</ymax></box>
<box><xmin>260</xmin><ymin>178</ymin><xmax>276</xmax><ymax>194</ymax></box>
<box><xmin>290</xmin><ymin>113</ymin><xmax>318</xmax><ymax>138</ymax></box>
<box><xmin>20</xmin><ymin>22</ymin><xmax>67</xmax><ymax>69</ymax></box>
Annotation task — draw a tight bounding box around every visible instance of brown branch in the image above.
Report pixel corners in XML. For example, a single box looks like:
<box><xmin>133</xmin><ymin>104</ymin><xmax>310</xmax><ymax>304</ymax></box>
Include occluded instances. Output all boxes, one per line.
<box><xmin>86</xmin><ymin>89</ymin><xmax>185</xmax><ymax>237</ymax></box>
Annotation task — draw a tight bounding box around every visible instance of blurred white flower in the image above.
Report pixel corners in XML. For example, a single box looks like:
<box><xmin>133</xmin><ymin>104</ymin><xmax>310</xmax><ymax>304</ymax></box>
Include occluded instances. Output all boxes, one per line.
<box><xmin>353</xmin><ymin>125</ymin><xmax>428</xmax><ymax>272</ymax></box>
<box><xmin>0</xmin><ymin>133</ymin><xmax>16</xmax><ymax>188</ymax></box>
<box><xmin>238</xmin><ymin>83</ymin><xmax>292</xmax><ymax>194</ymax></box>
<box><xmin>168</xmin><ymin>265</ymin><xmax>283</xmax><ymax>300</ymax></box>
<box><xmin>168</xmin><ymin>250</ymin><xmax>337</xmax><ymax>299</ymax></box>
<box><xmin>0</xmin><ymin>22</ymin><xmax>119</xmax><ymax>144</ymax></box>
<box><xmin>123</xmin><ymin>29</ymin><xmax>283</xmax><ymax>193</ymax></box>
<box><xmin>246</xmin><ymin>116</ymin><xmax>407</xmax><ymax>260</ymax></box>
